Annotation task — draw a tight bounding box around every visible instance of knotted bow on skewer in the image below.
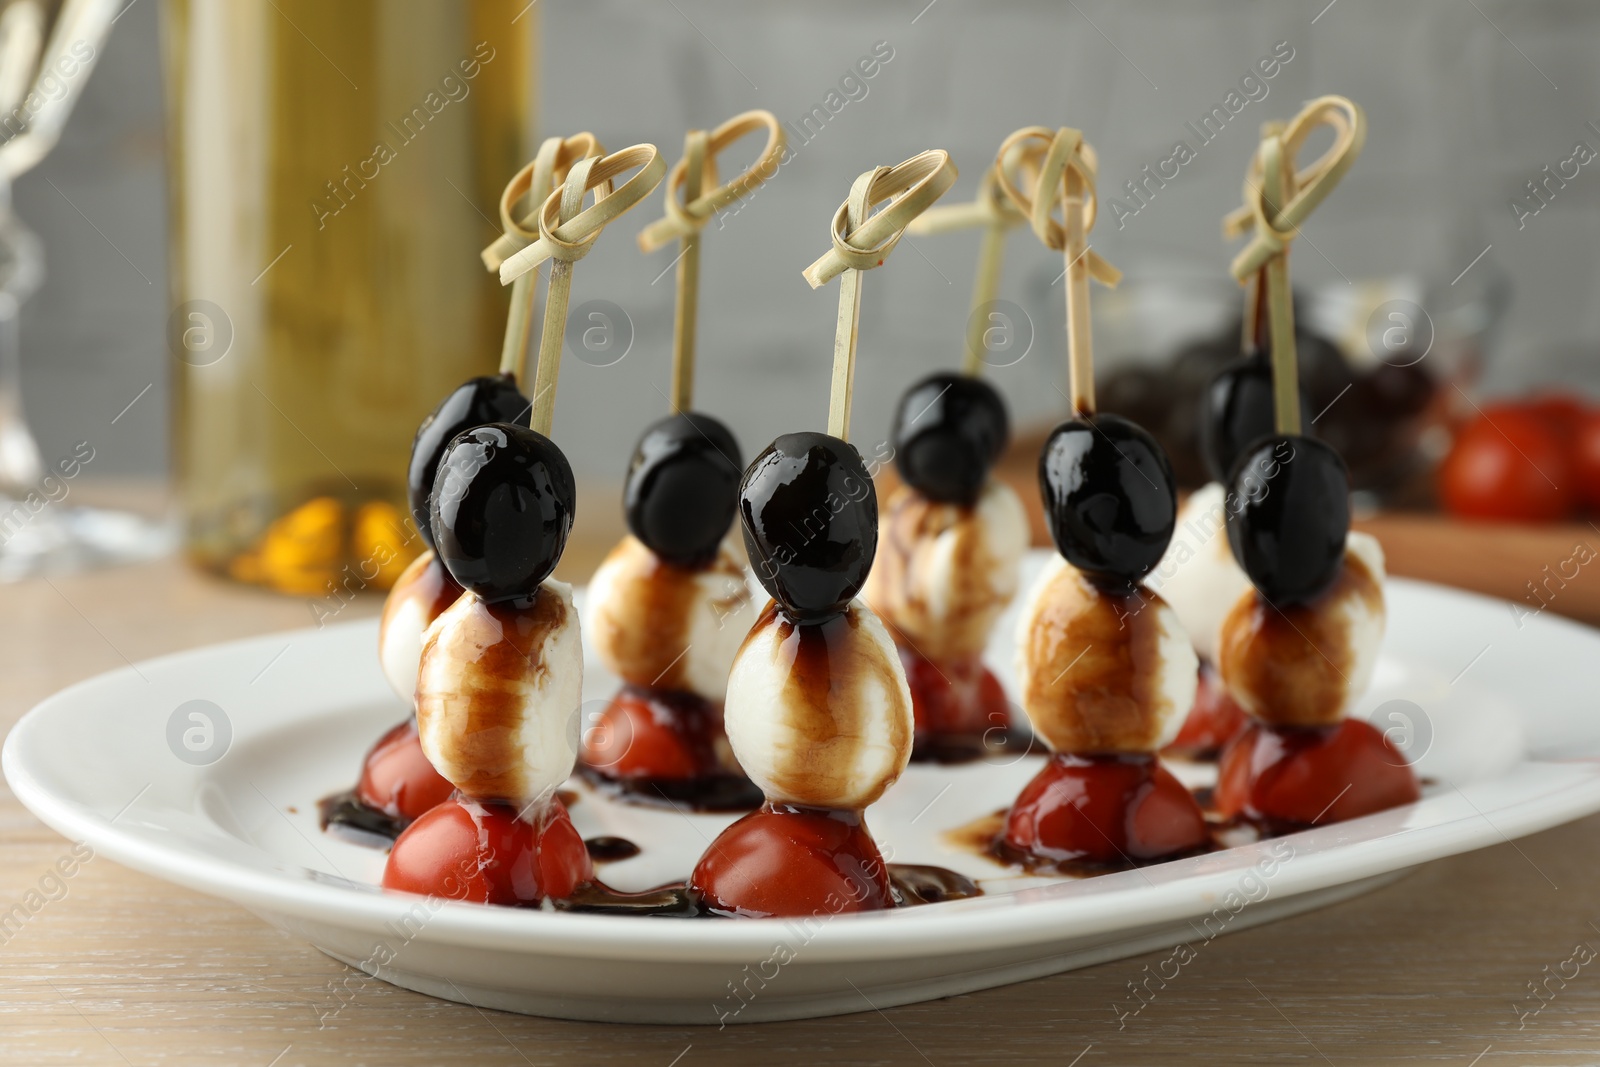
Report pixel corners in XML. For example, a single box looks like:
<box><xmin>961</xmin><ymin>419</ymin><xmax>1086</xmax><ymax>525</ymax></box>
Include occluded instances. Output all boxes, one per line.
<box><xmin>497</xmin><ymin>144</ymin><xmax>667</xmax><ymax>436</ymax></box>
<box><xmin>802</xmin><ymin>150</ymin><xmax>957</xmax><ymax>441</ymax></box>
<box><xmin>481</xmin><ymin>133</ymin><xmax>605</xmax><ymax>383</ymax></box>
<box><xmin>1222</xmin><ymin>95</ymin><xmax>1366</xmax><ymax>435</ymax></box>
<box><xmin>994</xmin><ymin>126</ymin><xmax>1120</xmax><ymax>414</ymax></box>
<box><xmin>636</xmin><ymin>110</ymin><xmax>786</xmax><ymax>413</ymax></box>
<box><xmin>907</xmin><ymin>137</ymin><xmax>1047</xmax><ymax>375</ymax></box>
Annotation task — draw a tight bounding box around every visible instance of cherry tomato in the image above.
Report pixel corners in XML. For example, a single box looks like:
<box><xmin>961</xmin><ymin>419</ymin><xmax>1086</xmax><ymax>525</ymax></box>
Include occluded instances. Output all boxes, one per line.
<box><xmin>899</xmin><ymin>646</ymin><xmax>1012</xmax><ymax>738</ymax></box>
<box><xmin>1572</xmin><ymin>409</ymin><xmax>1600</xmax><ymax>512</ymax></box>
<box><xmin>690</xmin><ymin>804</ymin><xmax>894</xmax><ymax>917</ymax></box>
<box><xmin>580</xmin><ymin>687</ymin><xmax>729</xmax><ymax>781</ymax></box>
<box><xmin>1439</xmin><ymin>408</ymin><xmax>1572</xmax><ymax>522</ymax></box>
<box><xmin>1001</xmin><ymin>753</ymin><xmax>1209</xmax><ymax>868</ymax></box>
<box><xmin>383</xmin><ymin>796</ymin><xmax>591</xmax><ymax>905</ymax></box>
<box><xmin>1214</xmin><ymin>719</ymin><xmax>1420</xmax><ymax>828</ymax></box>
<box><xmin>1522</xmin><ymin>393</ymin><xmax>1586</xmax><ymax>442</ymax></box>
<box><xmin>357</xmin><ymin>718</ymin><xmax>454</xmax><ymax>822</ymax></box>
<box><xmin>1165</xmin><ymin>663</ymin><xmax>1249</xmax><ymax>760</ymax></box>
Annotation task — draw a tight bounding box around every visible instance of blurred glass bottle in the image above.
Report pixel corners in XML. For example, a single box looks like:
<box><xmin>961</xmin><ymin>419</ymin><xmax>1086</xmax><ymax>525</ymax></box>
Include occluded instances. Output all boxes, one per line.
<box><xmin>162</xmin><ymin>0</ymin><xmax>534</xmax><ymax>595</ymax></box>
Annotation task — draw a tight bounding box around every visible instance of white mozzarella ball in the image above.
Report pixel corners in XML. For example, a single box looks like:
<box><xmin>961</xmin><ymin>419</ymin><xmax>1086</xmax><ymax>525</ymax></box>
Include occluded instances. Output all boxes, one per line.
<box><xmin>864</xmin><ymin>478</ymin><xmax>1029</xmax><ymax>662</ymax></box>
<box><xmin>415</xmin><ymin>580</ymin><xmax>582</xmax><ymax>805</ymax></box>
<box><xmin>723</xmin><ymin>600</ymin><xmax>913</xmax><ymax>810</ymax></box>
<box><xmin>1144</xmin><ymin>482</ymin><xmax>1253</xmax><ymax>664</ymax></box>
<box><xmin>583</xmin><ymin>535</ymin><xmax>754</xmax><ymax>701</ymax></box>
<box><xmin>377</xmin><ymin>550</ymin><xmax>462</xmax><ymax>703</ymax></box>
<box><xmin>1014</xmin><ymin>554</ymin><xmax>1198</xmax><ymax>753</ymax></box>
<box><xmin>1218</xmin><ymin>532</ymin><xmax>1387</xmax><ymax>727</ymax></box>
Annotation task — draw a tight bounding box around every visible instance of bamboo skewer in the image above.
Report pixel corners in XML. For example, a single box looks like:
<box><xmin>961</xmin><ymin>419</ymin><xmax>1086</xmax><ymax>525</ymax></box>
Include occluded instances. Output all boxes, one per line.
<box><xmin>908</xmin><ymin>139</ymin><xmax>1043</xmax><ymax>376</ymax></box>
<box><xmin>498</xmin><ymin>144</ymin><xmax>667</xmax><ymax>437</ymax></box>
<box><xmin>994</xmin><ymin>127</ymin><xmax>1121</xmax><ymax>417</ymax></box>
<box><xmin>482</xmin><ymin>133</ymin><xmax>604</xmax><ymax>383</ymax></box>
<box><xmin>637</xmin><ymin>110</ymin><xmax>785</xmax><ymax>414</ymax></box>
<box><xmin>803</xmin><ymin>150</ymin><xmax>957</xmax><ymax>442</ymax></box>
<box><xmin>670</xmin><ymin>129</ymin><xmax>707</xmax><ymax>413</ymax></box>
<box><xmin>1223</xmin><ymin>96</ymin><xmax>1367</xmax><ymax>437</ymax></box>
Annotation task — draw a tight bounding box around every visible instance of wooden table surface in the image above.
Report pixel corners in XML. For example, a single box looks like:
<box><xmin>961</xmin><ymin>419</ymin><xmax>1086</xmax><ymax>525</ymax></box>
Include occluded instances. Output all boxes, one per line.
<box><xmin>7</xmin><ymin>501</ymin><xmax>1600</xmax><ymax>1066</ymax></box>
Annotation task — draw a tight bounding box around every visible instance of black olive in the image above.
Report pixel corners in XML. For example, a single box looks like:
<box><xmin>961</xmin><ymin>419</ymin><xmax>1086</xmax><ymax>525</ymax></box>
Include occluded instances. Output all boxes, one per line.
<box><xmin>407</xmin><ymin>375</ymin><xmax>530</xmax><ymax>548</ymax></box>
<box><xmin>429</xmin><ymin>423</ymin><xmax>575</xmax><ymax>605</ymax></box>
<box><xmin>1198</xmin><ymin>353</ymin><xmax>1312</xmax><ymax>484</ymax></box>
<box><xmin>740</xmin><ymin>432</ymin><xmax>877</xmax><ymax>622</ymax></box>
<box><xmin>623</xmin><ymin>411</ymin><xmax>742</xmax><ymax>569</ymax></box>
<box><xmin>1225</xmin><ymin>434</ymin><xmax>1350</xmax><ymax>606</ymax></box>
<box><xmin>1038</xmin><ymin>413</ymin><xmax>1177</xmax><ymax>590</ymax></box>
<box><xmin>890</xmin><ymin>373</ymin><xmax>1009</xmax><ymax>506</ymax></box>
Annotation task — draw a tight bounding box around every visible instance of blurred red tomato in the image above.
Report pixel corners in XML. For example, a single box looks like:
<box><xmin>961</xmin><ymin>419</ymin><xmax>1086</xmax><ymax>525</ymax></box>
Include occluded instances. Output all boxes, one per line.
<box><xmin>1523</xmin><ymin>393</ymin><xmax>1586</xmax><ymax>442</ymax></box>
<box><xmin>1573</xmin><ymin>410</ymin><xmax>1600</xmax><ymax>512</ymax></box>
<box><xmin>1439</xmin><ymin>408</ymin><xmax>1573</xmax><ymax>522</ymax></box>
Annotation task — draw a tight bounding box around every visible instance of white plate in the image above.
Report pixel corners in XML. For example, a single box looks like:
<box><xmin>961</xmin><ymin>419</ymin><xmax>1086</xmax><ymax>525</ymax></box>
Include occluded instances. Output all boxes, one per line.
<box><xmin>7</xmin><ymin>551</ymin><xmax>1600</xmax><ymax>1025</ymax></box>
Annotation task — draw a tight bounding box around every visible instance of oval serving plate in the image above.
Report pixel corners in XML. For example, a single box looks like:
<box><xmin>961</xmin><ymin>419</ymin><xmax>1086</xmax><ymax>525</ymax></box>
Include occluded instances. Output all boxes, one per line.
<box><xmin>7</xmin><ymin>551</ymin><xmax>1600</xmax><ymax>1024</ymax></box>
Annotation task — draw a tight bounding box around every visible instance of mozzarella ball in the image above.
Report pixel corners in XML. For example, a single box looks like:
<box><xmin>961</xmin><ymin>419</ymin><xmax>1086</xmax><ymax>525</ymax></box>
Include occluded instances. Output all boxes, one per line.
<box><xmin>1217</xmin><ymin>532</ymin><xmax>1387</xmax><ymax>727</ymax></box>
<box><xmin>864</xmin><ymin>478</ymin><xmax>1029</xmax><ymax>663</ymax></box>
<box><xmin>415</xmin><ymin>580</ymin><xmax>582</xmax><ymax>805</ymax></box>
<box><xmin>1014</xmin><ymin>554</ymin><xmax>1198</xmax><ymax>753</ymax></box>
<box><xmin>1144</xmin><ymin>482</ymin><xmax>1253</xmax><ymax>663</ymax></box>
<box><xmin>584</xmin><ymin>534</ymin><xmax>753</xmax><ymax>701</ymax></box>
<box><xmin>723</xmin><ymin>600</ymin><xmax>913</xmax><ymax>810</ymax></box>
<box><xmin>377</xmin><ymin>550</ymin><xmax>463</xmax><ymax>703</ymax></box>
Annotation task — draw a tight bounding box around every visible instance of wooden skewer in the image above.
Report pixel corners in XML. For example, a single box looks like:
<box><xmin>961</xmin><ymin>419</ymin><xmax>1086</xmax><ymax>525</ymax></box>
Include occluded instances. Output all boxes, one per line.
<box><xmin>636</xmin><ymin>110</ymin><xmax>785</xmax><ymax>414</ymax></box>
<box><xmin>499</xmin><ymin>144</ymin><xmax>667</xmax><ymax>437</ymax></box>
<box><xmin>907</xmin><ymin>142</ymin><xmax>1041</xmax><ymax>376</ymax></box>
<box><xmin>803</xmin><ymin>150</ymin><xmax>957</xmax><ymax>442</ymax></box>
<box><xmin>994</xmin><ymin>126</ymin><xmax>1120</xmax><ymax>419</ymax></box>
<box><xmin>1063</xmin><ymin>165</ymin><xmax>1094</xmax><ymax>414</ymax></box>
<box><xmin>670</xmin><ymin>129</ymin><xmax>708</xmax><ymax>413</ymax></box>
<box><xmin>482</xmin><ymin>133</ymin><xmax>605</xmax><ymax>384</ymax></box>
<box><xmin>1223</xmin><ymin>97</ymin><xmax>1367</xmax><ymax>437</ymax></box>
<box><xmin>1261</xmin><ymin>133</ymin><xmax>1301</xmax><ymax>436</ymax></box>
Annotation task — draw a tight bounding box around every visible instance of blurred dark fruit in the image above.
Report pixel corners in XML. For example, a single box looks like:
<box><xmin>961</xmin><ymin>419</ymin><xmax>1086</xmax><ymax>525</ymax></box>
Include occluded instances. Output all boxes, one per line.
<box><xmin>624</xmin><ymin>412</ymin><xmax>742</xmax><ymax>569</ymax></box>
<box><xmin>891</xmin><ymin>373</ymin><xmax>1009</xmax><ymax>507</ymax></box>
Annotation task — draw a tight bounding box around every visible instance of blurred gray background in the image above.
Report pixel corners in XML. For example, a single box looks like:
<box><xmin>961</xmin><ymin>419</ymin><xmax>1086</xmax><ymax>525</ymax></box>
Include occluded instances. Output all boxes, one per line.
<box><xmin>15</xmin><ymin>0</ymin><xmax>1600</xmax><ymax>481</ymax></box>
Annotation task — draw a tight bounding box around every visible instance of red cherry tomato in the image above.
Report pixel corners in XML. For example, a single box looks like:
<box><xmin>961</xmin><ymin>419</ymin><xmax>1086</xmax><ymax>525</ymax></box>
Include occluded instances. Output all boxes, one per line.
<box><xmin>383</xmin><ymin>796</ymin><xmax>592</xmax><ymax>905</ymax></box>
<box><xmin>1001</xmin><ymin>753</ymin><xmax>1209</xmax><ymax>868</ymax></box>
<box><xmin>357</xmin><ymin>718</ymin><xmax>454</xmax><ymax>822</ymax></box>
<box><xmin>899</xmin><ymin>646</ymin><xmax>1012</xmax><ymax>738</ymax></box>
<box><xmin>1214</xmin><ymin>719</ymin><xmax>1420</xmax><ymax>828</ymax></box>
<box><xmin>1165</xmin><ymin>664</ymin><xmax>1249</xmax><ymax>759</ymax></box>
<box><xmin>689</xmin><ymin>804</ymin><xmax>894</xmax><ymax>918</ymax></box>
<box><xmin>1521</xmin><ymin>393</ymin><xmax>1586</xmax><ymax>442</ymax></box>
<box><xmin>580</xmin><ymin>687</ymin><xmax>728</xmax><ymax>781</ymax></box>
<box><xmin>1572</xmin><ymin>409</ymin><xmax>1600</xmax><ymax>513</ymax></box>
<box><xmin>1439</xmin><ymin>408</ymin><xmax>1573</xmax><ymax>522</ymax></box>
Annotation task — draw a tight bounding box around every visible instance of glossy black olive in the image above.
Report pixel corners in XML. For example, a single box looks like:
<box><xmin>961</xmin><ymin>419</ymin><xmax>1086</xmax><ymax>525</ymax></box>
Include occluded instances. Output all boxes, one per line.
<box><xmin>1225</xmin><ymin>433</ymin><xmax>1350</xmax><ymax>606</ymax></box>
<box><xmin>740</xmin><ymin>431</ymin><xmax>877</xmax><ymax>622</ymax></box>
<box><xmin>623</xmin><ymin>411</ymin><xmax>742</xmax><ymax>569</ymax></box>
<box><xmin>1198</xmin><ymin>353</ymin><xmax>1312</xmax><ymax>484</ymax></box>
<box><xmin>891</xmin><ymin>372</ymin><xmax>1009</xmax><ymax>506</ymax></box>
<box><xmin>430</xmin><ymin>423</ymin><xmax>575</xmax><ymax>605</ymax></box>
<box><xmin>1038</xmin><ymin>413</ymin><xmax>1176</xmax><ymax>589</ymax></box>
<box><xmin>407</xmin><ymin>375</ymin><xmax>530</xmax><ymax>549</ymax></box>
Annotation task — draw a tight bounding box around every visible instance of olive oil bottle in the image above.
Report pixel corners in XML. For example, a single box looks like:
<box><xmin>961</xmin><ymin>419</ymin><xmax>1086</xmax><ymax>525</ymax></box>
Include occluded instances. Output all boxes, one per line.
<box><xmin>162</xmin><ymin>0</ymin><xmax>535</xmax><ymax>596</ymax></box>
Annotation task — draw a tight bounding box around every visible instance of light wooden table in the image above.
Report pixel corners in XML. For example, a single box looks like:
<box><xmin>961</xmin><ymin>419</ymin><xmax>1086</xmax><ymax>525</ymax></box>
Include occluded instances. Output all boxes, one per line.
<box><xmin>5</xmin><ymin>523</ymin><xmax>1600</xmax><ymax>1065</ymax></box>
